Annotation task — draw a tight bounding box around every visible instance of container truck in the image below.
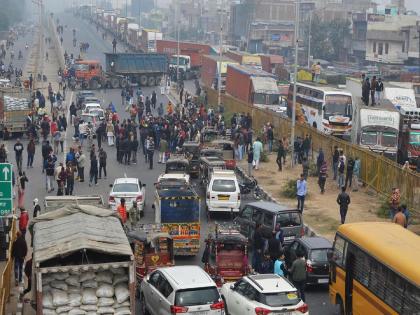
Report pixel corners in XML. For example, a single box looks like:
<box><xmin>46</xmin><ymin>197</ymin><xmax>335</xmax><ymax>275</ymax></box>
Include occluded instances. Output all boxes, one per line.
<box><xmin>225</xmin><ymin>51</ymin><xmax>262</xmax><ymax>69</ymax></box>
<box><xmin>30</xmin><ymin>204</ymin><xmax>135</xmax><ymax>315</ymax></box>
<box><xmin>225</xmin><ymin>64</ymin><xmax>280</xmax><ymax>107</ymax></box>
<box><xmin>140</xmin><ymin>29</ymin><xmax>163</xmax><ymax>52</ymax></box>
<box><xmin>0</xmin><ymin>87</ymin><xmax>31</xmax><ymax>136</ymax></box>
<box><xmin>398</xmin><ymin>108</ymin><xmax>420</xmax><ymax>169</ymax></box>
<box><xmin>156</xmin><ymin>40</ymin><xmax>212</xmax><ymax>79</ymax></box>
<box><xmin>259</xmin><ymin>54</ymin><xmax>284</xmax><ymax>74</ymax></box>
<box><xmin>70</xmin><ymin>53</ymin><xmax>168</xmax><ymax>89</ymax></box>
<box><xmin>200</xmin><ymin>55</ymin><xmax>238</xmax><ymax>92</ymax></box>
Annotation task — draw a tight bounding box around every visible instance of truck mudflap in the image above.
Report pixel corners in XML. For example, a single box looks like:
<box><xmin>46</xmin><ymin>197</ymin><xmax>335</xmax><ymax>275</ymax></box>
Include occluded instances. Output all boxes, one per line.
<box><xmin>161</xmin><ymin>223</ymin><xmax>200</xmax><ymax>256</ymax></box>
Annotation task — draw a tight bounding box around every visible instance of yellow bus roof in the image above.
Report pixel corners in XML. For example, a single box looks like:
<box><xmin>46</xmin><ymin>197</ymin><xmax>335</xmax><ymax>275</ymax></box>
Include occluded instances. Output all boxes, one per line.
<box><xmin>337</xmin><ymin>222</ymin><xmax>420</xmax><ymax>286</ymax></box>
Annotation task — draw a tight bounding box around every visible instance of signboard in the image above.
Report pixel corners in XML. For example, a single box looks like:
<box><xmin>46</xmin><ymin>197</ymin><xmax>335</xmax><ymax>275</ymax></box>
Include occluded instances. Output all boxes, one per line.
<box><xmin>0</xmin><ymin>163</ymin><xmax>13</xmax><ymax>216</ymax></box>
<box><xmin>360</xmin><ymin>109</ymin><xmax>400</xmax><ymax>130</ymax></box>
<box><xmin>385</xmin><ymin>88</ymin><xmax>417</xmax><ymax>111</ymax></box>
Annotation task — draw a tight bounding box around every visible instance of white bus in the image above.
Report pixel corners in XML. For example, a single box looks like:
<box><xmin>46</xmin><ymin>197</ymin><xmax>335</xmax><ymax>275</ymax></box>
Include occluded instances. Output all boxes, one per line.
<box><xmin>287</xmin><ymin>82</ymin><xmax>353</xmax><ymax>136</ymax></box>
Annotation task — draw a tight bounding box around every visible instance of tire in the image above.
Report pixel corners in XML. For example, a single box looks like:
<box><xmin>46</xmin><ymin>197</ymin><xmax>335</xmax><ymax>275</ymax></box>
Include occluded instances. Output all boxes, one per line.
<box><xmin>141</xmin><ymin>293</ymin><xmax>149</xmax><ymax>315</ymax></box>
<box><xmin>147</xmin><ymin>76</ymin><xmax>156</xmax><ymax>86</ymax></box>
<box><xmin>89</xmin><ymin>79</ymin><xmax>98</xmax><ymax>89</ymax></box>
<box><xmin>110</xmin><ymin>77</ymin><xmax>119</xmax><ymax>89</ymax></box>
<box><xmin>120</xmin><ymin>78</ymin><xmax>128</xmax><ymax>89</ymax></box>
<box><xmin>140</xmin><ymin>75</ymin><xmax>148</xmax><ymax>86</ymax></box>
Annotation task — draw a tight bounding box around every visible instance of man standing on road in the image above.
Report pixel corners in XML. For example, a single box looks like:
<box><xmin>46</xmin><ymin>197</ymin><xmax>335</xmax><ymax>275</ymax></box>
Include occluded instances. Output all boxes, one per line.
<box><xmin>252</xmin><ymin>137</ymin><xmax>263</xmax><ymax>170</ymax></box>
<box><xmin>128</xmin><ymin>200</ymin><xmax>140</xmax><ymax>230</ymax></box>
<box><xmin>151</xmin><ymin>90</ymin><xmax>157</xmax><ymax>109</ymax></box>
<box><xmin>288</xmin><ymin>251</ymin><xmax>307</xmax><ymax>302</ymax></box>
<box><xmin>146</xmin><ymin>136</ymin><xmax>155</xmax><ymax>169</ymax></box>
<box><xmin>337</xmin><ymin>187</ymin><xmax>351</xmax><ymax>224</ymax></box>
<box><xmin>117</xmin><ymin>198</ymin><xmax>127</xmax><ymax>226</ymax></box>
<box><xmin>14</xmin><ymin>138</ymin><xmax>24</xmax><ymax>172</ymax></box>
<box><xmin>98</xmin><ymin>148</ymin><xmax>107</xmax><ymax>179</ymax></box>
<box><xmin>27</xmin><ymin>139</ymin><xmax>35</xmax><ymax>168</ymax></box>
<box><xmin>12</xmin><ymin>231</ymin><xmax>27</xmax><ymax>286</ymax></box>
<box><xmin>112</xmin><ymin>38</ymin><xmax>117</xmax><ymax>53</ymax></box>
<box><xmin>332</xmin><ymin>146</ymin><xmax>339</xmax><ymax>180</ymax></box>
<box><xmin>296</xmin><ymin>174</ymin><xmax>307</xmax><ymax>212</ymax></box>
<box><xmin>76</xmin><ymin>149</ymin><xmax>86</xmax><ymax>182</ymax></box>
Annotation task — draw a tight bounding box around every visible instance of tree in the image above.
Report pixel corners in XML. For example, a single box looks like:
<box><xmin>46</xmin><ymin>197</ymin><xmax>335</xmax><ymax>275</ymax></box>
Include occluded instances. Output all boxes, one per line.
<box><xmin>305</xmin><ymin>15</ymin><xmax>350</xmax><ymax>62</ymax></box>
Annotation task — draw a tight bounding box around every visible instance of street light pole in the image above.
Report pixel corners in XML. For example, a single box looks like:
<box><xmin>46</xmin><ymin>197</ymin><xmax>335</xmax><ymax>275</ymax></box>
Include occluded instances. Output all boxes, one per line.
<box><xmin>290</xmin><ymin>0</ymin><xmax>300</xmax><ymax>168</ymax></box>
<box><xmin>176</xmin><ymin>1</ymin><xmax>180</xmax><ymax>87</ymax></box>
<box><xmin>307</xmin><ymin>12</ymin><xmax>312</xmax><ymax>69</ymax></box>
<box><xmin>217</xmin><ymin>11</ymin><xmax>224</xmax><ymax>108</ymax></box>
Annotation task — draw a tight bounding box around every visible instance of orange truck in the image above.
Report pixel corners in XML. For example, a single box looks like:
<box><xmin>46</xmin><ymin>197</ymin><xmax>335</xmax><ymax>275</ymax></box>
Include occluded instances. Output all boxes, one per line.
<box><xmin>69</xmin><ymin>53</ymin><xmax>168</xmax><ymax>89</ymax></box>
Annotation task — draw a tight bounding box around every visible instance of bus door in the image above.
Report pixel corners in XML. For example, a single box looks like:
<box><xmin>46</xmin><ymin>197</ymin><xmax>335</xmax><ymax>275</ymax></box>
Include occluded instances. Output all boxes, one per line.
<box><xmin>345</xmin><ymin>252</ymin><xmax>355</xmax><ymax>315</ymax></box>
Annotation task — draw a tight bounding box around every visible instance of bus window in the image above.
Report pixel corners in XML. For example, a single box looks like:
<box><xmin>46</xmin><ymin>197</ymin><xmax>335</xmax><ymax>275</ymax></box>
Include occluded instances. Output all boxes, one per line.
<box><xmin>332</xmin><ymin>235</ymin><xmax>347</xmax><ymax>267</ymax></box>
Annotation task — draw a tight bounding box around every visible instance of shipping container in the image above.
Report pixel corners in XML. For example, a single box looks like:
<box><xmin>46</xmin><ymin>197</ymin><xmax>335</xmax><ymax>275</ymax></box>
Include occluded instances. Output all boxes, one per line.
<box><xmin>156</xmin><ymin>40</ymin><xmax>212</xmax><ymax>68</ymax></box>
<box><xmin>225</xmin><ymin>51</ymin><xmax>262</xmax><ymax>69</ymax></box>
<box><xmin>225</xmin><ymin>64</ymin><xmax>279</xmax><ymax>106</ymax></box>
<box><xmin>141</xmin><ymin>29</ymin><xmax>163</xmax><ymax>53</ymax></box>
<box><xmin>201</xmin><ymin>55</ymin><xmax>238</xmax><ymax>90</ymax></box>
<box><xmin>259</xmin><ymin>54</ymin><xmax>284</xmax><ymax>73</ymax></box>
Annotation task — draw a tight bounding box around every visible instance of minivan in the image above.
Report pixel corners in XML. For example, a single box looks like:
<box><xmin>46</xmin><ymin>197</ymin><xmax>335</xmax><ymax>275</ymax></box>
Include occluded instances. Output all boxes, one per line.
<box><xmin>140</xmin><ymin>266</ymin><xmax>224</xmax><ymax>315</ymax></box>
<box><xmin>234</xmin><ymin>201</ymin><xmax>304</xmax><ymax>245</ymax></box>
<box><xmin>206</xmin><ymin>170</ymin><xmax>240</xmax><ymax>214</ymax></box>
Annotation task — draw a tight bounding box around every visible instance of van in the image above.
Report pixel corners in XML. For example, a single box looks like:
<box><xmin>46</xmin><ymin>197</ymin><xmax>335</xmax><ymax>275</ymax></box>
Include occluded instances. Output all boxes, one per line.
<box><xmin>234</xmin><ymin>201</ymin><xmax>304</xmax><ymax>245</ymax></box>
<box><xmin>206</xmin><ymin>170</ymin><xmax>240</xmax><ymax>214</ymax></box>
<box><xmin>140</xmin><ymin>266</ymin><xmax>224</xmax><ymax>315</ymax></box>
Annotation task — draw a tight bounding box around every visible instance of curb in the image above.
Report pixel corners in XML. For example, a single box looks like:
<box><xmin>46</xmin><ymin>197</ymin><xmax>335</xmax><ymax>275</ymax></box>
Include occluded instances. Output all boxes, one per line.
<box><xmin>235</xmin><ymin>166</ymin><xmax>320</xmax><ymax>237</ymax></box>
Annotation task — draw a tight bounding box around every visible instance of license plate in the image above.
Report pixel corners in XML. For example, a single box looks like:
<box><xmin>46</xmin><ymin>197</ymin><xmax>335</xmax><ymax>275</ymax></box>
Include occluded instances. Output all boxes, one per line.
<box><xmin>318</xmin><ymin>278</ymin><xmax>329</xmax><ymax>284</ymax></box>
<box><xmin>192</xmin><ymin>311</ymin><xmax>209</xmax><ymax>315</ymax></box>
<box><xmin>218</xmin><ymin>195</ymin><xmax>229</xmax><ymax>201</ymax></box>
<box><xmin>284</xmin><ymin>236</ymin><xmax>295</xmax><ymax>241</ymax></box>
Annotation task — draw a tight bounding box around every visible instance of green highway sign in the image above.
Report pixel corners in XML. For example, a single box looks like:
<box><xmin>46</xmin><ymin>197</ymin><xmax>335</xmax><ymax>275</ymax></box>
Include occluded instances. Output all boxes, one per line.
<box><xmin>0</xmin><ymin>163</ymin><xmax>13</xmax><ymax>216</ymax></box>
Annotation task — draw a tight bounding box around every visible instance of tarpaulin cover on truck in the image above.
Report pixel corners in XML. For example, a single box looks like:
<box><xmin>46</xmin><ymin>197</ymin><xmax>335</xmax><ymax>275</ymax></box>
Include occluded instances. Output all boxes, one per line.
<box><xmin>251</xmin><ymin>76</ymin><xmax>279</xmax><ymax>95</ymax></box>
<box><xmin>31</xmin><ymin>204</ymin><xmax>133</xmax><ymax>265</ymax></box>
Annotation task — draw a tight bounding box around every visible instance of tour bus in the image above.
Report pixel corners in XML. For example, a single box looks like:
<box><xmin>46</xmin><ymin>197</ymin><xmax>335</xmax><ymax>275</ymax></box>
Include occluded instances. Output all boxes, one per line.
<box><xmin>287</xmin><ymin>82</ymin><xmax>353</xmax><ymax>136</ymax></box>
<box><xmin>328</xmin><ymin>222</ymin><xmax>420</xmax><ymax>315</ymax></box>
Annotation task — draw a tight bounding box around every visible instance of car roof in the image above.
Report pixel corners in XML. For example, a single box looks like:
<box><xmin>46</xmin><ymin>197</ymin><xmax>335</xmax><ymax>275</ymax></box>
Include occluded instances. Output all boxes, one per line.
<box><xmin>160</xmin><ymin>266</ymin><xmax>215</xmax><ymax>289</ymax></box>
<box><xmin>246</xmin><ymin>274</ymin><xmax>296</xmax><ymax>293</ymax></box>
<box><xmin>85</xmin><ymin>102</ymin><xmax>101</xmax><ymax>106</ymax></box>
<box><xmin>212</xmin><ymin>170</ymin><xmax>236</xmax><ymax>178</ymax></box>
<box><xmin>298</xmin><ymin>237</ymin><xmax>332</xmax><ymax>249</ymax></box>
<box><xmin>246</xmin><ymin>201</ymin><xmax>297</xmax><ymax>213</ymax></box>
<box><xmin>113</xmin><ymin>178</ymin><xmax>139</xmax><ymax>185</ymax></box>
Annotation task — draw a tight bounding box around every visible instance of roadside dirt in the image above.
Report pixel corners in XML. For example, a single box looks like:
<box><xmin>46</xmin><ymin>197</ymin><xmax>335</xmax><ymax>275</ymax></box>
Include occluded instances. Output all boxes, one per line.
<box><xmin>238</xmin><ymin>153</ymin><xmax>419</xmax><ymax>240</ymax></box>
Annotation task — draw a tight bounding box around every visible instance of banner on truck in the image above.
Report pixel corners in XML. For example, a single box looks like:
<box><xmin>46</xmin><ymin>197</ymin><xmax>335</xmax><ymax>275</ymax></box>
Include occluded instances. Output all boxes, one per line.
<box><xmin>360</xmin><ymin>109</ymin><xmax>400</xmax><ymax>130</ymax></box>
<box><xmin>385</xmin><ymin>88</ymin><xmax>417</xmax><ymax>110</ymax></box>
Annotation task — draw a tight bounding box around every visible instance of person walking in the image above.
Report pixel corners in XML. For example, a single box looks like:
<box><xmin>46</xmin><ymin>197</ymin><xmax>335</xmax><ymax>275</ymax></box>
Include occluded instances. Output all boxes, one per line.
<box><xmin>89</xmin><ymin>154</ymin><xmax>98</xmax><ymax>186</ymax></box>
<box><xmin>288</xmin><ymin>251</ymin><xmax>307</xmax><ymax>302</ymax></box>
<box><xmin>130</xmin><ymin>135</ymin><xmax>138</xmax><ymax>164</ymax></box>
<box><xmin>12</xmin><ymin>231</ymin><xmax>27</xmax><ymax>286</ymax></box>
<box><xmin>318</xmin><ymin>160</ymin><xmax>327</xmax><ymax>194</ymax></box>
<box><xmin>98</xmin><ymin>148</ymin><xmax>107</xmax><ymax>179</ymax></box>
<box><xmin>362</xmin><ymin>77</ymin><xmax>370</xmax><ymax>106</ymax></box>
<box><xmin>18</xmin><ymin>207</ymin><xmax>29</xmax><ymax>236</ymax></box>
<box><xmin>337</xmin><ymin>157</ymin><xmax>345</xmax><ymax>189</ymax></box>
<box><xmin>32</xmin><ymin>198</ymin><xmax>41</xmax><ymax>218</ymax></box>
<box><xmin>392</xmin><ymin>206</ymin><xmax>407</xmax><ymax>228</ymax></box>
<box><xmin>337</xmin><ymin>187</ymin><xmax>351</xmax><ymax>224</ymax></box>
<box><xmin>267</xmin><ymin>125</ymin><xmax>274</xmax><ymax>153</ymax></box>
<box><xmin>332</xmin><ymin>146</ymin><xmax>339</xmax><ymax>180</ymax></box>
<box><xmin>17</xmin><ymin>171</ymin><xmax>28</xmax><ymax>209</ymax></box>
<box><xmin>345</xmin><ymin>157</ymin><xmax>354</xmax><ymax>189</ymax></box>
<box><xmin>247</xmin><ymin>148</ymin><xmax>254</xmax><ymax>177</ymax></box>
<box><xmin>252</xmin><ymin>224</ymin><xmax>264</xmax><ymax>273</ymax></box>
<box><xmin>106</xmin><ymin>120</ymin><xmax>114</xmax><ymax>146</ymax></box>
<box><xmin>65</xmin><ymin>163</ymin><xmax>75</xmax><ymax>195</ymax></box>
<box><xmin>112</xmin><ymin>38</ymin><xmax>117</xmax><ymax>53</ymax></box>
<box><xmin>276</xmin><ymin>140</ymin><xmax>285</xmax><ymax>171</ymax></box>
<box><xmin>46</xmin><ymin>151</ymin><xmax>57</xmax><ymax>192</ymax></box>
<box><xmin>27</xmin><ymin>139</ymin><xmax>35</xmax><ymax>168</ymax></box>
<box><xmin>14</xmin><ymin>138</ymin><xmax>24</xmax><ymax>172</ymax></box>
<box><xmin>117</xmin><ymin>198</ymin><xmax>127</xmax><ymax>226</ymax></box>
<box><xmin>128</xmin><ymin>200</ymin><xmax>140</xmax><ymax>230</ymax></box>
<box><xmin>159</xmin><ymin>137</ymin><xmax>168</xmax><ymax>164</ymax></box>
<box><xmin>146</xmin><ymin>136</ymin><xmax>155</xmax><ymax>169</ymax></box>
<box><xmin>76</xmin><ymin>150</ymin><xmax>86</xmax><ymax>182</ymax></box>
<box><xmin>252</xmin><ymin>138</ymin><xmax>263</xmax><ymax>170</ymax></box>
<box><xmin>352</xmin><ymin>157</ymin><xmax>361</xmax><ymax>191</ymax></box>
<box><xmin>370</xmin><ymin>76</ymin><xmax>377</xmax><ymax>106</ymax></box>
<box><xmin>296</xmin><ymin>174</ymin><xmax>307</xmax><ymax>212</ymax></box>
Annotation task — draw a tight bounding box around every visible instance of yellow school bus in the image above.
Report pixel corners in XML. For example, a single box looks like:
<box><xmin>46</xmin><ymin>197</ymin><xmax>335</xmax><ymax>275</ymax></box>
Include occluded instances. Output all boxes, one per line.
<box><xmin>329</xmin><ymin>222</ymin><xmax>420</xmax><ymax>315</ymax></box>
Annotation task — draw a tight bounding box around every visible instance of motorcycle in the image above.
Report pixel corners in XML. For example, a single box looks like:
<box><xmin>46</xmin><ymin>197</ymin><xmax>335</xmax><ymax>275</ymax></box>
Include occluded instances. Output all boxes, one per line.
<box><xmin>239</xmin><ymin>176</ymin><xmax>263</xmax><ymax>201</ymax></box>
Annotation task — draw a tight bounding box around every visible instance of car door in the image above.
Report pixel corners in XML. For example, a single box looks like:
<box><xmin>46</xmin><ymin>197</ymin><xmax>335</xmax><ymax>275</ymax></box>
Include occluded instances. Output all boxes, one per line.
<box><xmin>241</xmin><ymin>284</ymin><xmax>259</xmax><ymax>315</ymax></box>
<box><xmin>156</xmin><ymin>276</ymin><xmax>174</xmax><ymax>315</ymax></box>
<box><xmin>234</xmin><ymin>206</ymin><xmax>253</xmax><ymax>237</ymax></box>
<box><xmin>145</xmin><ymin>271</ymin><xmax>163</xmax><ymax>315</ymax></box>
<box><xmin>228</xmin><ymin>280</ymin><xmax>250</xmax><ymax>315</ymax></box>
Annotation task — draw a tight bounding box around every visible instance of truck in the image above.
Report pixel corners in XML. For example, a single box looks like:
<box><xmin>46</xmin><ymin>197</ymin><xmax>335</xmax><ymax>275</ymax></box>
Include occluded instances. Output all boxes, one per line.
<box><xmin>225</xmin><ymin>50</ymin><xmax>262</xmax><ymax>69</ymax></box>
<box><xmin>44</xmin><ymin>195</ymin><xmax>104</xmax><ymax>212</ymax></box>
<box><xmin>259</xmin><ymin>54</ymin><xmax>284</xmax><ymax>74</ymax></box>
<box><xmin>152</xmin><ymin>175</ymin><xmax>200</xmax><ymax>256</ymax></box>
<box><xmin>156</xmin><ymin>40</ymin><xmax>212</xmax><ymax>79</ymax></box>
<box><xmin>398</xmin><ymin>108</ymin><xmax>420</xmax><ymax>169</ymax></box>
<box><xmin>225</xmin><ymin>64</ymin><xmax>280</xmax><ymax>107</ymax></box>
<box><xmin>30</xmin><ymin>204</ymin><xmax>135</xmax><ymax>315</ymax></box>
<box><xmin>201</xmin><ymin>55</ymin><xmax>238</xmax><ymax>92</ymax></box>
<box><xmin>140</xmin><ymin>29</ymin><xmax>163</xmax><ymax>53</ymax></box>
<box><xmin>0</xmin><ymin>87</ymin><xmax>31</xmax><ymax>136</ymax></box>
<box><xmin>70</xmin><ymin>53</ymin><xmax>168</xmax><ymax>89</ymax></box>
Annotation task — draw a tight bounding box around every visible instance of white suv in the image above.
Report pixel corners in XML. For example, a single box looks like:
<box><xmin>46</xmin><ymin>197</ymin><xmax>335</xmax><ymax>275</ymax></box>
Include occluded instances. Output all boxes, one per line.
<box><xmin>206</xmin><ymin>170</ymin><xmax>240</xmax><ymax>214</ymax></box>
<box><xmin>220</xmin><ymin>274</ymin><xmax>309</xmax><ymax>315</ymax></box>
<box><xmin>140</xmin><ymin>266</ymin><xmax>225</xmax><ymax>315</ymax></box>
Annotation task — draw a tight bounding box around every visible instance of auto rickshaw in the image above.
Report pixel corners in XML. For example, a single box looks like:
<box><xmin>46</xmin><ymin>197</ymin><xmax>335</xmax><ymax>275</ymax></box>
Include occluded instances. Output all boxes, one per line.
<box><xmin>210</xmin><ymin>139</ymin><xmax>236</xmax><ymax>170</ymax></box>
<box><xmin>127</xmin><ymin>229</ymin><xmax>174</xmax><ymax>295</ymax></box>
<box><xmin>202</xmin><ymin>224</ymin><xmax>250</xmax><ymax>287</ymax></box>
<box><xmin>182</xmin><ymin>141</ymin><xmax>201</xmax><ymax>178</ymax></box>
<box><xmin>199</xmin><ymin>156</ymin><xmax>226</xmax><ymax>185</ymax></box>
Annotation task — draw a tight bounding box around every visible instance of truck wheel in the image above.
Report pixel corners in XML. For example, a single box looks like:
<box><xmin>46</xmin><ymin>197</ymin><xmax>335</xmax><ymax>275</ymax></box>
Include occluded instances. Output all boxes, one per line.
<box><xmin>120</xmin><ymin>78</ymin><xmax>128</xmax><ymax>89</ymax></box>
<box><xmin>110</xmin><ymin>77</ymin><xmax>119</xmax><ymax>89</ymax></box>
<box><xmin>89</xmin><ymin>79</ymin><xmax>98</xmax><ymax>90</ymax></box>
<box><xmin>140</xmin><ymin>75</ymin><xmax>148</xmax><ymax>86</ymax></box>
<box><xmin>147</xmin><ymin>76</ymin><xmax>156</xmax><ymax>86</ymax></box>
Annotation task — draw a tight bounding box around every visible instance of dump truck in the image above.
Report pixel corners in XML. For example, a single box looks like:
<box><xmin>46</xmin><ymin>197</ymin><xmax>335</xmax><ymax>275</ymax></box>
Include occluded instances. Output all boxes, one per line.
<box><xmin>0</xmin><ymin>87</ymin><xmax>31</xmax><ymax>136</ymax></box>
<box><xmin>69</xmin><ymin>53</ymin><xmax>168</xmax><ymax>89</ymax></box>
<box><xmin>30</xmin><ymin>204</ymin><xmax>135</xmax><ymax>315</ymax></box>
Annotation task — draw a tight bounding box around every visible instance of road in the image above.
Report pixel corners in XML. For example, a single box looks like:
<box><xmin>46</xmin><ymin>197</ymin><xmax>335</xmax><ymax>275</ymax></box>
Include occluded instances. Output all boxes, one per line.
<box><xmin>4</xmin><ymin>11</ymin><xmax>337</xmax><ymax>315</ymax></box>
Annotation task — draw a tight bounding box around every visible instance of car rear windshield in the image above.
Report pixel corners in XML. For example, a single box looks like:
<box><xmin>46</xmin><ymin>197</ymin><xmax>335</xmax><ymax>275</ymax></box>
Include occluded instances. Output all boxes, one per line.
<box><xmin>259</xmin><ymin>291</ymin><xmax>300</xmax><ymax>307</ymax></box>
<box><xmin>212</xmin><ymin>179</ymin><xmax>236</xmax><ymax>192</ymax></box>
<box><xmin>112</xmin><ymin>183</ymin><xmax>138</xmax><ymax>193</ymax></box>
<box><xmin>175</xmin><ymin>287</ymin><xmax>220</xmax><ymax>306</ymax></box>
<box><xmin>310</xmin><ymin>249</ymin><xmax>329</xmax><ymax>262</ymax></box>
<box><xmin>276</xmin><ymin>212</ymin><xmax>302</xmax><ymax>227</ymax></box>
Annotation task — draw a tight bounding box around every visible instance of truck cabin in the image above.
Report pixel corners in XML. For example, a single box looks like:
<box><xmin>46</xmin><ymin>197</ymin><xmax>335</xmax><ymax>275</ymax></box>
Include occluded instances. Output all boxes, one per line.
<box><xmin>400</xmin><ymin>121</ymin><xmax>420</xmax><ymax>167</ymax></box>
<box><xmin>73</xmin><ymin>60</ymin><xmax>102</xmax><ymax>79</ymax></box>
<box><xmin>169</xmin><ymin>55</ymin><xmax>190</xmax><ymax>69</ymax></box>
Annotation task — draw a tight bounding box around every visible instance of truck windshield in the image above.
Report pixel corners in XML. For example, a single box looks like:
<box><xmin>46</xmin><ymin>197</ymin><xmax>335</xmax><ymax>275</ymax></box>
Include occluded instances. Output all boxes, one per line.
<box><xmin>409</xmin><ymin>131</ymin><xmax>420</xmax><ymax>145</ymax></box>
<box><xmin>170</xmin><ymin>56</ymin><xmax>188</xmax><ymax>66</ymax></box>
<box><xmin>382</xmin><ymin>132</ymin><xmax>397</xmax><ymax>148</ymax></box>
<box><xmin>324</xmin><ymin>95</ymin><xmax>352</xmax><ymax>118</ymax></box>
<box><xmin>361</xmin><ymin>131</ymin><xmax>378</xmax><ymax>146</ymax></box>
<box><xmin>73</xmin><ymin>64</ymin><xmax>90</xmax><ymax>71</ymax></box>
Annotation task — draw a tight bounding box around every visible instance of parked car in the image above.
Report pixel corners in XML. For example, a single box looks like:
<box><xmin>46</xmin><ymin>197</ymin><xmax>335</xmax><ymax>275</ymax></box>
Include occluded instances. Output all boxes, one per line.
<box><xmin>108</xmin><ymin>177</ymin><xmax>146</xmax><ymax>216</ymax></box>
<box><xmin>234</xmin><ymin>201</ymin><xmax>304</xmax><ymax>245</ymax></box>
<box><xmin>140</xmin><ymin>266</ymin><xmax>225</xmax><ymax>315</ymax></box>
<box><xmin>220</xmin><ymin>274</ymin><xmax>309</xmax><ymax>315</ymax></box>
<box><xmin>285</xmin><ymin>237</ymin><xmax>332</xmax><ymax>285</ymax></box>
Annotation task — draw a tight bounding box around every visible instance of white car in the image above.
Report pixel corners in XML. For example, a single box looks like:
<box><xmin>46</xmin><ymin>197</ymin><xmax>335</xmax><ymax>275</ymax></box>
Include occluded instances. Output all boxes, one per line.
<box><xmin>83</xmin><ymin>102</ymin><xmax>102</xmax><ymax>113</ymax></box>
<box><xmin>206</xmin><ymin>170</ymin><xmax>240</xmax><ymax>214</ymax></box>
<box><xmin>140</xmin><ymin>266</ymin><xmax>224</xmax><ymax>315</ymax></box>
<box><xmin>108</xmin><ymin>177</ymin><xmax>146</xmax><ymax>217</ymax></box>
<box><xmin>87</xmin><ymin>107</ymin><xmax>105</xmax><ymax>120</ymax></box>
<box><xmin>220</xmin><ymin>274</ymin><xmax>309</xmax><ymax>315</ymax></box>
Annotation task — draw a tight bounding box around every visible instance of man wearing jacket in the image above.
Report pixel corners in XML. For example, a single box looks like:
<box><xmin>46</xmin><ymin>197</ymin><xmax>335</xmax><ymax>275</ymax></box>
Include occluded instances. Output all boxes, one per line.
<box><xmin>337</xmin><ymin>187</ymin><xmax>351</xmax><ymax>224</ymax></box>
<box><xmin>12</xmin><ymin>231</ymin><xmax>27</xmax><ymax>286</ymax></box>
